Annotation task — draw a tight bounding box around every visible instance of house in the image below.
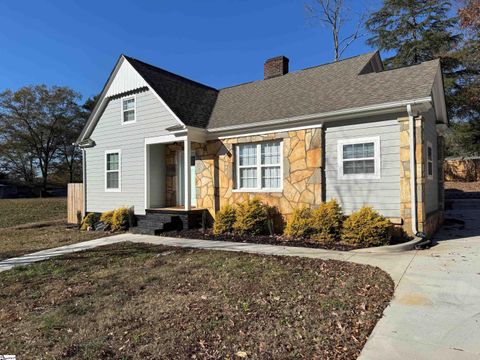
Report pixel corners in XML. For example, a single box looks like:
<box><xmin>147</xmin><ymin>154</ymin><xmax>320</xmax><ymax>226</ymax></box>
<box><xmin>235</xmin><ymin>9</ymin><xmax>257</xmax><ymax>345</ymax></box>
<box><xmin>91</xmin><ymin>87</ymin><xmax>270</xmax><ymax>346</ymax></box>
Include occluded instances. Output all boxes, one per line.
<box><xmin>76</xmin><ymin>51</ymin><xmax>447</xmax><ymax>237</ymax></box>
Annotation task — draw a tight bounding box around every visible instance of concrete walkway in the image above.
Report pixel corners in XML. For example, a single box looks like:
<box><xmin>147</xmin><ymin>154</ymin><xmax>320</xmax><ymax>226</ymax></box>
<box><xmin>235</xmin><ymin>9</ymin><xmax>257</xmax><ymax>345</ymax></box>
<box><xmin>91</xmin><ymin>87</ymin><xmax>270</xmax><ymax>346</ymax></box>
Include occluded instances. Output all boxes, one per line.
<box><xmin>1</xmin><ymin>209</ymin><xmax>479</xmax><ymax>359</ymax></box>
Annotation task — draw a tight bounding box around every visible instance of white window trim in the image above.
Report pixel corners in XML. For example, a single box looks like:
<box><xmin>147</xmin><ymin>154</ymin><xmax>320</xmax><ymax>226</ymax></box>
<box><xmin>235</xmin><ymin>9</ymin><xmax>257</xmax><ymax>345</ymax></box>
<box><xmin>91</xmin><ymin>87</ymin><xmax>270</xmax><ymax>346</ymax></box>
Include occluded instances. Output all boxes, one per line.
<box><xmin>427</xmin><ymin>141</ymin><xmax>434</xmax><ymax>180</ymax></box>
<box><xmin>337</xmin><ymin>136</ymin><xmax>381</xmax><ymax>180</ymax></box>
<box><xmin>121</xmin><ymin>95</ymin><xmax>136</xmax><ymax>124</ymax></box>
<box><xmin>233</xmin><ymin>141</ymin><xmax>283</xmax><ymax>193</ymax></box>
<box><xmin>105</xmin><ymin>149</ymin><xmax>121</xmax><ymax>192</ymax></box>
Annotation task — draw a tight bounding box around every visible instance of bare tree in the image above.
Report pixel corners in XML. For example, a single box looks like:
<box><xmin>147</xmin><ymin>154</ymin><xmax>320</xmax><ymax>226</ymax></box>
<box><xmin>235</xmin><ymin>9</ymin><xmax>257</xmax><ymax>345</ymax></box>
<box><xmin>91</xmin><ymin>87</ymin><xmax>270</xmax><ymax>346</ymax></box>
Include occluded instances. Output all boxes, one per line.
<box><xmin>305</xmin><ymin>0</ymin><xmax>364</xmax><ymax>61</ymax></box>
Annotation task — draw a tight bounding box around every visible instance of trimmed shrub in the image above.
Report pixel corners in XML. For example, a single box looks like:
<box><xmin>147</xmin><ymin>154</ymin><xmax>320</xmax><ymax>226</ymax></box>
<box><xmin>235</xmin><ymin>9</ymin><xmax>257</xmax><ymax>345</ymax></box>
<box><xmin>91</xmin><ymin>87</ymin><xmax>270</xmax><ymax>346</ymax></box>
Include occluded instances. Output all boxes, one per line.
<box><xmin>112</xmin><ymin>207</ymin><xmax>130</xmax><ymax>231</ymax></box>
<box><xmin>341</xmin><ymin>206</ymin><xmax>392</xmax><ymax>247</ymax></box>
<box><xmin>233</xmin><ymin>198</ymin><xmax>269</xmax><ymax>236</ymax></box>
<box><xmin>100</xmin><ymin>210</ymin><xmax>115</xmax><ymax>229</ymax></box>
<box><xmin>284</xmin><ymin>206</ymin><xmax>314</xmax><ymax>239</ymax></box>
<box><xmin>310</xmin><ymin>199</ymin><xmax>343</xmax><ymax>243</ymax></box>
<box><xmin>81</xmin><ymin>212</ymin><xmax>99</xmax><ymax>231</ymax></box>
<box><xmin>213</xmin><ymin>205</ymin><xmax>237</xmax><ymax>235</ymax></box>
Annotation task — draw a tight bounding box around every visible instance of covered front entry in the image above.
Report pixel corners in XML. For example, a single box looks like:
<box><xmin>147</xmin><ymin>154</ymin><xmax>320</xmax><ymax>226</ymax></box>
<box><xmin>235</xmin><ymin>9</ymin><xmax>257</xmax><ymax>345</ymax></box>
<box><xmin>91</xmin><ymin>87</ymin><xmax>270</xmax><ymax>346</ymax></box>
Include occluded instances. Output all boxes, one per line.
<box><xmin>145</xmin><ymin>134</ymin><xmax>202</xmax><ymax>212</ymax></box>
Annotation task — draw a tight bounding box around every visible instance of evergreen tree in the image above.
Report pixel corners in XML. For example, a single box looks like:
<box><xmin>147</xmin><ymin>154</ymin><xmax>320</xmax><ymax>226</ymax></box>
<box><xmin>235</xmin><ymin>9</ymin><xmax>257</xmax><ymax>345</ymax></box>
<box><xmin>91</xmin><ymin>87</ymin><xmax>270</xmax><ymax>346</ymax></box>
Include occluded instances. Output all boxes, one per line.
<box><xmin>365</xmin><ymin>0</ymin><xmax>460</xmax><ymax>69</ymax></box>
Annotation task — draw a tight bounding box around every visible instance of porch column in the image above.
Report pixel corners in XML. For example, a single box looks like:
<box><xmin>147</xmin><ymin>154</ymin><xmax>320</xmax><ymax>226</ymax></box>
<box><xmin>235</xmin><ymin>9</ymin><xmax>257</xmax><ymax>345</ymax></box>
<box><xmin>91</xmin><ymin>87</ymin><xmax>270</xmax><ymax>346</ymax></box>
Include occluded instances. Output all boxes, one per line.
<box><xmin>184</xmin><ymin>138</ymin><xmax>191</xmax><ymax>210</ymax></box>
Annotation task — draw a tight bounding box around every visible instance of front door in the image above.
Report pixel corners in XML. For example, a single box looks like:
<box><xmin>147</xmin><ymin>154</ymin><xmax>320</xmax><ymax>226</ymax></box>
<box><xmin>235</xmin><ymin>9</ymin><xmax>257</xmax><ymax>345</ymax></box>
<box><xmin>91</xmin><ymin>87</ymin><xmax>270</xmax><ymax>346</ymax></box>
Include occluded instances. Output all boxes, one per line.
<box><xmin>177</xmin><ymin>151</ymin><xmax>196</xmax><ymax>207</ymax></box>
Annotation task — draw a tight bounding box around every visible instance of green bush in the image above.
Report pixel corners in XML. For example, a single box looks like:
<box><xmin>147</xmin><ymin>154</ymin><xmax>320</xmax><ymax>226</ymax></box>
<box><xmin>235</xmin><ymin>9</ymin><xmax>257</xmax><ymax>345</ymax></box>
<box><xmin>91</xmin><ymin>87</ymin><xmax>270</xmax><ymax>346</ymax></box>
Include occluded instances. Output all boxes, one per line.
<box><xmin>233</xmin><ymin>198</ymin><xmax>269</xmax><ymax>236</ymax></box>
<box><xmin>112</xmin><ymin>207</ymin><xmax>130</xmax><ymax>231</ymax></box>
<box><xmin>341</xmin><ymin>206</ymin><xmax>392</xmax><ymax>247</ymax></box>
<box><xmin>81</xmin><ymin>213</ymin><xmax>99</xmax><ymax>230</ymax></box>
<box><xmin>310</xmin><ymin>199</ymin><xmax>343</xmax><ymax>243</ymax></box>
<box><xmin>100</xmin><ymin>210</ymin><xmax>114</xmax><ymax>229</ymax></box>
<box><xmin>213</xmin><ymin>205</ymin><xmax>237</xmax><ymax>235</ymax></box>
<box><xmin>284</xmin><ymin>206</ymin><xmax>314</xmax><ymax>239</ymax></box>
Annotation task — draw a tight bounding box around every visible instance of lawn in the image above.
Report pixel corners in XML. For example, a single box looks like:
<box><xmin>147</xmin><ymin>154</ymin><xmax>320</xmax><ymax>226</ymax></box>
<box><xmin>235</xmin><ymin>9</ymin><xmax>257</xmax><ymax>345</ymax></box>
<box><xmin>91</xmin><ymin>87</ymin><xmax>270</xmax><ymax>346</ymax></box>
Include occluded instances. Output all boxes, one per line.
<box><xmin>0</xmin><ymin>197</ymin><xmax>67</xmax><ymax>228</ymax></box>
<box><xmin>0</xmin><ymin>197</ymin><xmax>108</xmax><ymax>260</ymax></box>
<box><xmin>0</xmin><ymin>224</ymin><xmax>107</xmax><ymax>260</ymax></box>
<box><xmin>0</xmin><ymin>243</ymin><xmax>394</xmax><ymax>359</ymax></box>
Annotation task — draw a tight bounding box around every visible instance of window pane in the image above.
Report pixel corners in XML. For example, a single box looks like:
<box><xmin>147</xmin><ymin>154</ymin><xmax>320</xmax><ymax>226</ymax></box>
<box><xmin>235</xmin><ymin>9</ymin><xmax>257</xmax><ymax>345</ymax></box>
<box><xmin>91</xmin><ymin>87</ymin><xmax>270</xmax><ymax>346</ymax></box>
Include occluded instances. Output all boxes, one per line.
<box><xmin>262</xmin><ymin>166</ymin><xmax>280</xmax><ymax>188</ymax></box>
<box><xmin>364</xmin><ymin>143</ymin><xmax>374</xmax><ymax>157</ymax></box>
<box><xmin>123</xmin><ymin>109</ymin><xmax>135</xmax><ymax>122</ymax></box>
<box><xmin>239</xmin><ymin>144</ymin><xmax>256</xmax><ymax>166</ymax></box>
<box><xmin>240</xmin><ymin>167</ymin><xmax>257</xmax><ymax>188</ymax></box>
<box><xmin>107</xmin><ymin>153</ymin><xmax>119</xmax><ymax>171</ymax></box>
<box><xmin>344</xmin><ymin>142</ymin><xmax>374</xmax><ymax>159</ymax></box>
<box><xmin>343</xmin><ymin>160</ymin><xmax>375</xmax><ymax>175</ymax></box>
<box><xmin>123</xmin><ymin>98</ymin><xmax>135</xmax><ymax>110</ymax></box>
<box><xmin>261</xmin><ymin>142</ymin><xmax>280</xmax><ymax>165</ymax></box>
<box><xmin>428</xmin><ymin>162</ymin><xmax>433</xmax><ymax>176</ymax></box>
<box><xmin>428</xmin><ymin>146</ymin><xmax>433</xmax><ymax>160</ymax></box>
<box><xmin>343</xmin><ymin>144</ymin><xmax>354</xmax><ymax>159</ymax></box>
<box><xmin>107</xmin><ymin>172</ymin><xmax>119</xmax><ymax>189</ymax></box>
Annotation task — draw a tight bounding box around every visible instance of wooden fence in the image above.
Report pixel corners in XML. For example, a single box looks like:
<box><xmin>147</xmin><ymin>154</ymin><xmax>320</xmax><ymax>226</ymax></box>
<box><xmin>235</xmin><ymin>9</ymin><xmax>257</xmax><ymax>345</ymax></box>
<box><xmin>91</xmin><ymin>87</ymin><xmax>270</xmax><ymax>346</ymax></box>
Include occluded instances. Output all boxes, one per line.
<box><xmin>67</xmin><ymin>183</ymin><xmax>84</xmax><ymax>224</ymax></box>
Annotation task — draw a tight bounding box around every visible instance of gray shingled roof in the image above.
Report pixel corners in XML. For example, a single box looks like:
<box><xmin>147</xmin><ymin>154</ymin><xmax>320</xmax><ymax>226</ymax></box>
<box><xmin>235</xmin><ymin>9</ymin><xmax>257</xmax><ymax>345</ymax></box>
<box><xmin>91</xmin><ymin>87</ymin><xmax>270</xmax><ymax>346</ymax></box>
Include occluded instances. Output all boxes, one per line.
<box><xmin>125</xmin><ymin>56</ymin><xmax>218</xmax><ymax>128</ymax></box>
<box><xmin>207</xmin><ymin>53</ymin><xmax>439</xmax><ymax>129</ymax></box>
<box><xmin>125</xmin><ymin>52</ymin><xmax>439</xmax><ymax>130</ymax></box>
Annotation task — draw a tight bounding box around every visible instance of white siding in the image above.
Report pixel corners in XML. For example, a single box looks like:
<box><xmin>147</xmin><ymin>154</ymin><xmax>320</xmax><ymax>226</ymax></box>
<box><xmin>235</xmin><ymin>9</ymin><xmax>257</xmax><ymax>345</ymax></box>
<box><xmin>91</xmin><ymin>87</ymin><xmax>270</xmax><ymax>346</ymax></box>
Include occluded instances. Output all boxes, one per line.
<box><xmin>85</xmin><ymin>89</ymin><xmax>178</xmax><ymax>215</ymax></box>
<box><xmin>423</xmin><ymin>109</ymin><xmax>439</xmax><ymax>214</ymax></box>
<box><xmin>106</xmin><ymin>59</ymin><xmax>148</xmax><ymax>97</ymax></box>
<box><xmin>325</xmin><ymin>117</ymin><xmax>401</xmax><ymax>218</ymax></box>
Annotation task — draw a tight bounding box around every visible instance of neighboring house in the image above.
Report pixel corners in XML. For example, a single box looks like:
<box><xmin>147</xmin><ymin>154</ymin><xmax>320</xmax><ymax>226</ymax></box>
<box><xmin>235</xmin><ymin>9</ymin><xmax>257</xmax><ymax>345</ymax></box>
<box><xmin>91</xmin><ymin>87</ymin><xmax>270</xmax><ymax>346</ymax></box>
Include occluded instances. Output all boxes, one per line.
<box><xmin>77</xmin><ymin>51</ymin><xmax>447</xmax><ymax>237</ymax></box>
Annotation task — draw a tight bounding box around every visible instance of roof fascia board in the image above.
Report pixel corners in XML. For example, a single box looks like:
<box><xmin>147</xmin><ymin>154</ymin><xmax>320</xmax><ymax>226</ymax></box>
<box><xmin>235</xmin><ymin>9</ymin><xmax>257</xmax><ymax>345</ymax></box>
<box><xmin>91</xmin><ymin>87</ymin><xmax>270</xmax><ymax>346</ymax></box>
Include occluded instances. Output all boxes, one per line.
<box><xmin>432</xmin><ymin>66</ymin><xmax>448</xmax><ymax>125</ymax></box>
<box><xmin>77</xmin><ymin>56</ymin><xmax>125</xmax><ymax>143</ymax></box>
<box><xmin>207</xmin><ymin>97</ymin><xmax>432</xmax><ymax>136</ymax></box>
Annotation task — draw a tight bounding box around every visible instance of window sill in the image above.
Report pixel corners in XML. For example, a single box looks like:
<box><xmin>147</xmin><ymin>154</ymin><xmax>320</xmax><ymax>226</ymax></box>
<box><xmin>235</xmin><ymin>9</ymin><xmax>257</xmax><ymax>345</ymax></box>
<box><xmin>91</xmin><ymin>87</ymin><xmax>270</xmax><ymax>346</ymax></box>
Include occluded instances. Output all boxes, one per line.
<box><xmin>121</xmin><ymin>120</ymin><xmax>136</xmax><ymax>125</ymax></box>
<box><xmin>337</xmin><ymin>174</ymin><xmax>381</xmax><ymax>180</ymax></box>
<box><xmin>105</xmin><ymin>189</ymin><xmax>121</xmax><ymax>193</ymax></box>
<box><xmin>232</xmin><ymin>188</ymin><xmax>283</xmax><ymax>193</ymax></box>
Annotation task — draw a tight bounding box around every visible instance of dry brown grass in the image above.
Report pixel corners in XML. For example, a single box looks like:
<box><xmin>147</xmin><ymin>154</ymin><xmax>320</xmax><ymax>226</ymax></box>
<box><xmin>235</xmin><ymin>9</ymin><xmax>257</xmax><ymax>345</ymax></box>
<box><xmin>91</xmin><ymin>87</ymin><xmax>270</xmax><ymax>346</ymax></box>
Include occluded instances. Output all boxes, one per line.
<box><xmin>0</xmin><ymin>224</ymin><xmax>107</xmax><ymax>260</ymax></box>
<box><xmin>0</xmin><ymin>197</ymin><xmax>67</xmax><ymax>228</ymax></box>
<box><xmin>0</xmin><ymin>243</ymin><xmax>394</xmax><ymax>359</ymax></box>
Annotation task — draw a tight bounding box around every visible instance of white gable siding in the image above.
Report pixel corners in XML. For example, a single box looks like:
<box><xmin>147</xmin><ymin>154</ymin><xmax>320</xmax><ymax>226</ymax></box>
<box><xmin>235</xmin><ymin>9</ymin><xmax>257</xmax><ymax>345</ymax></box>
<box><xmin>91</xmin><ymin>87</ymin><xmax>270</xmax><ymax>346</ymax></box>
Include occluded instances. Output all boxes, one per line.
<box><xmin>325</xmin><ymin>116</ymin><xmax>401</xmax><ymax>218</ymax></box>
<box><xmin>106</xmin><ymin>60</ymin><xmax>149</xmax><ymax>97</ymax></box>
<box><xmin>85</xmin><ymin>89</ymin><xmax>178</xmax><ymax>215</ymax></box>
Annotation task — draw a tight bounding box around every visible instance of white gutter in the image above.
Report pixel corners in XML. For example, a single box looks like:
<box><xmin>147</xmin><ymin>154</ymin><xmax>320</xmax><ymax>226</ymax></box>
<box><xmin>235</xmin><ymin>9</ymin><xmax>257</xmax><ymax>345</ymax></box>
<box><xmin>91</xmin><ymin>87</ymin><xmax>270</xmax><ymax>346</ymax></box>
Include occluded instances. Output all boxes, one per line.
<box><xmin>207</xmin><ymin>97</ymin><xmax>432</xmax><ymax>134</ymax></box>
<box><xmin>407</xmin><ymin>104</ymin><xmax>418</xmax><ymax>236</ymax></box>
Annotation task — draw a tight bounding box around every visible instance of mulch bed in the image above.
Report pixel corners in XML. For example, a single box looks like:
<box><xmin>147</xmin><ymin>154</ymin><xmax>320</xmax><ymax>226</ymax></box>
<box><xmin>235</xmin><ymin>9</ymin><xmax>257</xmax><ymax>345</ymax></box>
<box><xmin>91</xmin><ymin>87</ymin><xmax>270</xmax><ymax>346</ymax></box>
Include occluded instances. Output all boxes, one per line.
<box><xmin>162</xmin><ymin>229</ymin><xmax>376</xmax><ymax>251</ymax></box>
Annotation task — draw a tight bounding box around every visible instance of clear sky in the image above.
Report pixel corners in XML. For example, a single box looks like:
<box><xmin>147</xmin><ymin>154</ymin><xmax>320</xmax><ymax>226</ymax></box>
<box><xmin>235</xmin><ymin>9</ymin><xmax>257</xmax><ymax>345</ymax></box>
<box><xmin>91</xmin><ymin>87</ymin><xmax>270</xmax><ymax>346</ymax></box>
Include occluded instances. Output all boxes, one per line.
<box><xmin>0</xmin><ymin>0</ymin><xmax>381</xmax><ymax>101</ymax></box>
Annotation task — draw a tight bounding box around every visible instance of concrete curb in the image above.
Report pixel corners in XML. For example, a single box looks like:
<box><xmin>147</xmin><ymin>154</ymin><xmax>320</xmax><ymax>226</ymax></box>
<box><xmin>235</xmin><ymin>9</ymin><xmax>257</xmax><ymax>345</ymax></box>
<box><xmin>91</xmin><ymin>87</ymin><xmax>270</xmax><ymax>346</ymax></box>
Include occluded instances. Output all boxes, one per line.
<box><xmin>351</xmin><ymin>237</ymin><xmax>423</xmax><ymax>253</ymax></box>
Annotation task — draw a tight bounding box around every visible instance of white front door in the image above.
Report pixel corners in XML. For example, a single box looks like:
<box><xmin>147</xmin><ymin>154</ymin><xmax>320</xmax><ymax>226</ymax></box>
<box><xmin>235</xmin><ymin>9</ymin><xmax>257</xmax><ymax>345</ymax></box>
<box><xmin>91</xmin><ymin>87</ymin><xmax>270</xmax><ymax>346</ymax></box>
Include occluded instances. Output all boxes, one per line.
<box><xmin>177</xmin><ymin>151</ymin><xmax>196</xmax><ymax>207</ymax></box>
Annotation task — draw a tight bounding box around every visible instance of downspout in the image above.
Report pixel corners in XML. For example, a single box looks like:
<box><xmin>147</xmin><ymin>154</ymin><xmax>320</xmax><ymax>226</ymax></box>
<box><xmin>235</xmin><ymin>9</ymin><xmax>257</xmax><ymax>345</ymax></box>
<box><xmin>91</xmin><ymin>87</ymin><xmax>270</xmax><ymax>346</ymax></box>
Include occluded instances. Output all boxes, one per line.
<box><xmin>82</xmin><ymin>148</ymin><xmax>87</xmax><ymax>219</ymax></box>
<box><xmin>407</xmin><ymin>104</ymin><xmax>418</xmax><ymax>236</ymax></box>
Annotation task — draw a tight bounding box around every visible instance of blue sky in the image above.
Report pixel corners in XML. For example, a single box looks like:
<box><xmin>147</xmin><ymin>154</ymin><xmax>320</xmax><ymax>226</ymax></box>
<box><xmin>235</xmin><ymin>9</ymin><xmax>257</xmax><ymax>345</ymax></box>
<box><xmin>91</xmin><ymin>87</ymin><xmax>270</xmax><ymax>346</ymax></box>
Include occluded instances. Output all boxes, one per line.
<box><xmin>0</xmin><ymin>0</ymin><xmax>381</xmax><ymax>101</ymax></box>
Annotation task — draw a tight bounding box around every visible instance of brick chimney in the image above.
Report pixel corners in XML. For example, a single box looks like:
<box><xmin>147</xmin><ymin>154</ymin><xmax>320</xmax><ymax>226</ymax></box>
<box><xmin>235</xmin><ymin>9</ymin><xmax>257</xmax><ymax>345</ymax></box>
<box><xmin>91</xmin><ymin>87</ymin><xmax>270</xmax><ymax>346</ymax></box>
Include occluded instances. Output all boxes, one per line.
<box><xmin>264</xmin><ymin>56</ymin><xmax>289</xmax><ymax>79</ymax></box>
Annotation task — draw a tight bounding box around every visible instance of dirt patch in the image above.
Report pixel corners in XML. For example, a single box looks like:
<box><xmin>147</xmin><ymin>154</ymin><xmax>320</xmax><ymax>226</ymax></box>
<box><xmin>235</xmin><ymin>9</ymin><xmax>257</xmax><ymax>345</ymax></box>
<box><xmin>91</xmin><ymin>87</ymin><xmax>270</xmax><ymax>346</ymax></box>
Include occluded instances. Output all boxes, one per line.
<box><xmin>0</xmin><ymin>242</ymin><xmax>394</xmax><ymax>359</ymax></box>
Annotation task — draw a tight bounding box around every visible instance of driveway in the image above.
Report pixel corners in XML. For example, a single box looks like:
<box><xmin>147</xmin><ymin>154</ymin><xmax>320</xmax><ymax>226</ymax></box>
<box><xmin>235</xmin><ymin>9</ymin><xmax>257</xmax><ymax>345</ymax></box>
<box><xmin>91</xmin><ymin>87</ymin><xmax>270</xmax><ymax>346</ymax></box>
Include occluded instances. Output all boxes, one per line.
<box><xmin>359</xmin><ymin>207</ymin><xmax>480</xmax><ymax>360</ymax></box>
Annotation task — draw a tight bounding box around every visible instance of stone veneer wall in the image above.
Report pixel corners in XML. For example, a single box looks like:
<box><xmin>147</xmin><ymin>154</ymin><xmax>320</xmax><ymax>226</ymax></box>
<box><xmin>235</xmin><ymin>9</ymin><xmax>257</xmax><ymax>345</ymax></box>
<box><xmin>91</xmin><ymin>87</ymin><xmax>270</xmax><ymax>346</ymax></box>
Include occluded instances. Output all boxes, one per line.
<box><xmin>399</xmin><ymin>116</ymin><xmax>444</xmax><ymax>237</ymax></box>
<box><xmin>191</xmin><ymin>128</ymin><xmax>323</xmax><ymax>224</ymax></box>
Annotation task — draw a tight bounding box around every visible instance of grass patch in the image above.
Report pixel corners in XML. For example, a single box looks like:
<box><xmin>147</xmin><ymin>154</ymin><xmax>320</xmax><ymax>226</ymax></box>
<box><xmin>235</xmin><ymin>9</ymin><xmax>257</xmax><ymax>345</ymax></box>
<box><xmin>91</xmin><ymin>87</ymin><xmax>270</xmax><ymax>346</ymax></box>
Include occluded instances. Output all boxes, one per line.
<box><xmin>0</xmin><ymin>243</ymin><xmax>394</xmax><ymax>359</ymax></box>
<box><xmin>0</xmin><ymin>197</ymin><xmax>67</xmax><ymax>228</ymax></box>
<box><xmin>0</xmin><ymin>224</ymin><xmax>107</xmax><ymax>260</ymax></box>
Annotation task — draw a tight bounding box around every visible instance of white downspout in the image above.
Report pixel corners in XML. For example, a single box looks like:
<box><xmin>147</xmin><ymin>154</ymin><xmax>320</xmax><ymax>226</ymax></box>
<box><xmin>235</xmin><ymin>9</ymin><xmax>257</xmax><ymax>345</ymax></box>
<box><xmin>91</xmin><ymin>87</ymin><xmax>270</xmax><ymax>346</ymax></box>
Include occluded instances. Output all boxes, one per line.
<box><xmin>407</xmin><ymin>104</ymin><xmax>418</xmax><ymax>235</ymax></box>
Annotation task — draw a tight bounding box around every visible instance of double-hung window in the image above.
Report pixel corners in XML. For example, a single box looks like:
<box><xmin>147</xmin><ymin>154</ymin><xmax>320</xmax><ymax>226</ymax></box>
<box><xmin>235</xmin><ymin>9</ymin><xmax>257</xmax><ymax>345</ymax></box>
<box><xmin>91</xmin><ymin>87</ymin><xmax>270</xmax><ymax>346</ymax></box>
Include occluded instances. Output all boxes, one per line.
<box><xmin>338</xmin><ymin>137</ymin><xmax>380</xmax><ymax>179</ymax></box>
<box><xmin>236</xmin><ymin>141</ymin><xmax>282</xmax><ymax>191</ymax></box>
<box><xmin>105</xmin><ymin>150</ymin><xmax>121</xmax><ymax>191</ymax></box>
<box><xmin>122</xmin><ymin>96</ymin><xmax>136</xmax><ymax>123</ymax></box>
<box><xmin>427</xmin><ymin>141</ymin><xmax>433</xmax><ymax>179</ymax></box>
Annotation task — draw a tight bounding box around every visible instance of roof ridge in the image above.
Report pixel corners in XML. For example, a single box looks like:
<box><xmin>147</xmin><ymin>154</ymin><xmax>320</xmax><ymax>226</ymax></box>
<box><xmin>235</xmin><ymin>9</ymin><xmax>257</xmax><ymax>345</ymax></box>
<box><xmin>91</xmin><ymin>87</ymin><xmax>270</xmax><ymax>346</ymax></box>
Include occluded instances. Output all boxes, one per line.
<box><xmin>123</xmin><ymin>55</ymin><xmax>218</xmax><ymax>92</ymax></box>
<box><xmin>219</xmin><ymin>51</ymin><xmax>377</xmax><ymax>91</ymax></box>
<box><xmin>360</xmin><ymin>58</ymin><xmax>440</xmax><ymax>76</ymax></box>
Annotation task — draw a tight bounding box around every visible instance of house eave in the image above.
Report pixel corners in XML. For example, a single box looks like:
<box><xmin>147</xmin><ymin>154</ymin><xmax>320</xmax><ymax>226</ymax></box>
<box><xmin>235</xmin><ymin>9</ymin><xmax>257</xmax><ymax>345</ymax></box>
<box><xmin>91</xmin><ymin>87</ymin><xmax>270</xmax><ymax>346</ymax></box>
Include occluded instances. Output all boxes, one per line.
<box><xmin>206</xmin><ymin>97</ymin><xmax>432</xmax><ymax>139</ymax></box>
